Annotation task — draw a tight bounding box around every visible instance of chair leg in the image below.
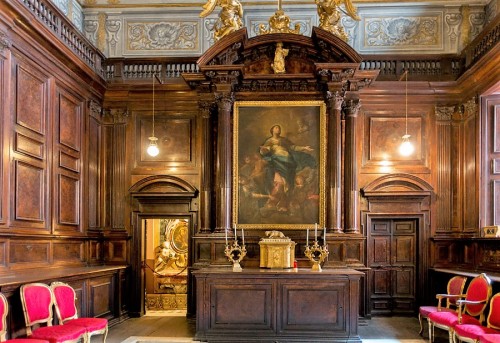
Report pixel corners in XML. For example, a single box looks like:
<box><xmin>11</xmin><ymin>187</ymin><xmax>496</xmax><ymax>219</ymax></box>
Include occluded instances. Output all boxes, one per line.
<box><xmin>428</xmin><ymin>318</ymin><xmax>433</xmax><ymax>343</ymax></box>
<box><xmin>103</xmin><ymin>326</ymin><xmax>108</xmax><ymax>343</ymax></box>
<box><xmin>449</xmin><ymin>328</ymin><xmax>454</xmax><ymax>343</ymax></box>
<box><xmin>419</xmin><ymin>313</ymin><xmax>424</xmax><ymax>335</ymax></box>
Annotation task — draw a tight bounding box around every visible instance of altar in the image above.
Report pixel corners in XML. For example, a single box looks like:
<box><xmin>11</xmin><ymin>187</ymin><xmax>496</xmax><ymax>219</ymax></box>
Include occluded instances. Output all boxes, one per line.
<box><xmin>193</xmin><ymin>268</ymin><xmax>363</xmax><ymax>342</ymax></box>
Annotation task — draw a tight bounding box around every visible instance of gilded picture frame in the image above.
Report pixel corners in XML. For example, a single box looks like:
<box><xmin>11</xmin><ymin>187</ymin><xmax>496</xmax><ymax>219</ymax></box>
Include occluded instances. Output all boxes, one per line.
<box><xmin>232</xmin><ymin>101</ymin><xmax>326</xmax><ymax>230</ymax></box>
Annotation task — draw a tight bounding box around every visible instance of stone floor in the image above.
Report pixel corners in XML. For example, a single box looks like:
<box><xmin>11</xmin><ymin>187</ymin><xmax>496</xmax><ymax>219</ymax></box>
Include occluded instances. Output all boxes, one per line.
<box><xmin>103</xmin><ymin>312</ymin><xmax>450</xmax><ymax>343</ymax></box>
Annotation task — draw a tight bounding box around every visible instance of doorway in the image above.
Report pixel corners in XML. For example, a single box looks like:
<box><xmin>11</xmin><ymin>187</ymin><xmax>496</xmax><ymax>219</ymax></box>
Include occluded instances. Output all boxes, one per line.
<box><xmin>143</xmin><ymin>218</ymin><xmax>189</xmax><ymax>314</ymax></box>
<box><xmin>368</xmin><ymin>218</ymin><xmax>418</xmax><ymax>315</ymax></box>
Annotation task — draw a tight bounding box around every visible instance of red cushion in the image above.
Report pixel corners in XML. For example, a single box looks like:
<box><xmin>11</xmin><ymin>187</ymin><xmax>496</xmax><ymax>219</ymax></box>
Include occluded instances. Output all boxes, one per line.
<box><xmin>64</xmin><ymin>318</ymin><xmax>108</xmax><ymax>332</ymax></box>
<box><xmin>52</xmin><ymin>286</ymin><xmax>77</xmax><ymax>321</ymax></box>
<box><xmin>429</xmin><ymin>311</ymin><xmax>481</xmax><ymax>327</ymax></box>
<box><xmin>481</xmin><ymin>334</ymin><xmax>500</xmax><ymax>343</ymax></box>
<box><xmin>420</xmin><ymin>306</ymin><xmax>454</xmax><ymax>317</ymax></box>
<box><xmin>4</xmin><ymin>340</ymin><xmax>50</xmax><ymax>343</ymax></box>
<box><xmin>30</xmin><ymin>325</ymin><xmax>86</xmax><ymax>343</ymax></box>
<box><xmin>455</xmin><ymin>324</ymin><xmax>499</xmax><ymax>340</ymax></box>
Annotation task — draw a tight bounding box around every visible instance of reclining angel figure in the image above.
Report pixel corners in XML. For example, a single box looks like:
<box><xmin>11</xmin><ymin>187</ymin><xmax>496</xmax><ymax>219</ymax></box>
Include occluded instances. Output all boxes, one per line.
<box><xmin>315</xmin><ymin>0</ymin><xmax>360</xmax><ymax>41</ymax></box>
<box><xmin>200</xmin><ymin>0</ymin><xmax>243</xmax><ymax>41</ymax></box>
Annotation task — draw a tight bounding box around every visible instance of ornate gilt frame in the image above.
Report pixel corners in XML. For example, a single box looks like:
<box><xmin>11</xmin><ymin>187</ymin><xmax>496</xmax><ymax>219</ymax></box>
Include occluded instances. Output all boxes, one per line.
<box><xmin>232</xmin><ymin>100</ymin><xmax>326</xmax><ymax>230</ymax></box>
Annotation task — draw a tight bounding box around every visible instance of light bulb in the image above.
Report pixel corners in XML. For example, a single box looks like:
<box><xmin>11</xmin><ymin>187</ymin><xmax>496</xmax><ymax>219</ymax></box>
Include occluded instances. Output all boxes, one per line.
<box><xmin>147</xmin><ymin>137</ymin><xmax>159</xmax><ymax>157</ymax></box>
<box><xmin>399</xmin><ymin>135</ymin><xmax>414</xmax><ymax>156</ymax></box>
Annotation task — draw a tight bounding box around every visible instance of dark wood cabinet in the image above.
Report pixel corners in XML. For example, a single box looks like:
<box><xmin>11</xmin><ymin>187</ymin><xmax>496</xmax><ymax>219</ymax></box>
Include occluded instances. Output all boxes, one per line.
<box><xmin>193</xmin><ymin>268</ymin><xmax>363</xmax><ymax>342</ymax></box>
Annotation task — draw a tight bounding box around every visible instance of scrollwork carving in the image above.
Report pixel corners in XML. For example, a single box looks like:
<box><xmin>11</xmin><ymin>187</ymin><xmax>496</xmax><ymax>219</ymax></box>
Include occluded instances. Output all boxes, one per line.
<box><xmin>0</xmin><ymin>30</ymin><xmax>12</xmax><ymax>52</ymax></box>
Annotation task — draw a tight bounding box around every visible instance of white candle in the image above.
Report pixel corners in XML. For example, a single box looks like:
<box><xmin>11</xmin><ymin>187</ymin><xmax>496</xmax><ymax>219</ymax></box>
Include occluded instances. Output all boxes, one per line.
<box><xmin>323</xmin><ymin>226</ymin><xmax>326</xmax><ymax>245</ymax></box>
<box><xmin>234</xmin><ymin>224</ymin><xmax>237</xmax><ymax>241</ymax></box>
<box><xmin>242</xmin><ymin>229</ymin><xmax>245</xmax><ymax>245</ymax></box>
<box><xmin>315</xmin><ymin>223</ymin><xmax>318</xmax><ymax>241</ymax></box>
<box><xmin>225</xmin><ymin>228</ymin><xmax>228</xmax><ymax>245</ymax></box>
<box><xmin>306</xmin><ymin>228</ymin><xmax>309</xmax><ymax>246</ymax></box>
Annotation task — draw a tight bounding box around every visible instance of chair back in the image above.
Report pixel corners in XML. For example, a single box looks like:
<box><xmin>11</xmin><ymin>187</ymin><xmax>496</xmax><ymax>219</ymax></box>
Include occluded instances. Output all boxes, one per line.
<box><xmin>0</xmin><ymin>293</ymin><xmax>8</xmax><ymax>341</ymax></box>
<box><xmin>464</xmin><ymin>273</ymin><xmax>492</xmax><ymax>320</ymax></box>
<box><xmin>50</xmin><ymin>282</ymin><xmax>78</xmax><ymax>323</ymax></box>
<box><xmin>20</xmin><ymin>283</ymin><xmax>54</xmax><ymax>334</ymax></box>
<box><xmin>447</xmin><ymin>276</ymin><xmax>468</xmax><ymax>308</ymax></box>
<box><xmin>486</xmin><ymin>293</ymin><xmax>500</xmax><ymax>330</ymax></box>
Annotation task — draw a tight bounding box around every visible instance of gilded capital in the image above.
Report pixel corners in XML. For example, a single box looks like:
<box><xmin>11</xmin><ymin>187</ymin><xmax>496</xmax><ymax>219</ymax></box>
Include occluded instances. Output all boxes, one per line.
<box><xmin>435</xmin><ymin>105</ymin><xmax>455</xmax><ymax>121</ymax></box>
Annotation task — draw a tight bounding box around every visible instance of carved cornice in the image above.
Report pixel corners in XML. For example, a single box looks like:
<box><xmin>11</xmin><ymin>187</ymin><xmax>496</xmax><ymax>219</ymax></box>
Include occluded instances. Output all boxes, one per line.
<box><xmin>435</xmin><ymin>105</ymin><xmax>456</xmax><ymax>121</ymax></box>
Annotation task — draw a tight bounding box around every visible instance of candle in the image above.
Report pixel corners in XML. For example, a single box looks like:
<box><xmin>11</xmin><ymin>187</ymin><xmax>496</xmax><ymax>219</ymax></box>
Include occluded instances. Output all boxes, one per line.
<box><xmin>225</xmin><ymin>228</ymin><xmax>228</xmax><ymax>245</ymax></box>
<box><xmin>323</xmin><ymin>226</ymin><xmax>326</xmax><ymax>246</ymax></box>
<box><xmin>315</xmin><ymin>223</ymin><xmax>318</xmax><ymax>241</ymax></box>
<box><xmin>306</xmin><ymin>228</ymin><xmax>309</xmax><ymax>246</ymax></box>
<box><xmin>234</xmin><ymin>224</ymin><xmax>237</xmax><ymax>241</ymax></box>
<box><xmin>242</xmin><ymin>229</ymin><xmax>245</xmax><ymax>246</ymax></box>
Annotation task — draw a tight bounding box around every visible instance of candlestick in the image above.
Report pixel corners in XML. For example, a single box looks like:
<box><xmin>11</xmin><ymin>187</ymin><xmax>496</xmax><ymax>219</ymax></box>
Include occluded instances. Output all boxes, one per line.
<box><xmin>306</xmin><ymin>228</ymin><xmax>309</xmax><ymax>246</ymax></box>
<box><xmin>315</xmin><ymin>223</ymin><xmax>318</xmax><ymax>241</ymax></box>
<box><xmin>242</xmin><ymin>228</ymin><xmax>245</xmax><ymax>246</ymax></box>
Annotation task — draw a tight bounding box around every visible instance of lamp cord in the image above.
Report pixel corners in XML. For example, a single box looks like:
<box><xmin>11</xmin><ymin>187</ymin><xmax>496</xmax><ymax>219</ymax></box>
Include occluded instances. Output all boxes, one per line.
<box><xmin>405</xmin><ymin>69</ymin><xmax>408</xmax><ymax>136</ymax></box>
<box><xmin>152</xmin><ymin>72</ymin><xmax>155</xmax><ymax>137</ymax></box>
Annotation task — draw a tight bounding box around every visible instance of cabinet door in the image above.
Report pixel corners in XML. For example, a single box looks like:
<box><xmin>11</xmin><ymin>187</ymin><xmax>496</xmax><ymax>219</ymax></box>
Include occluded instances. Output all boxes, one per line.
<box><xmin>277</xmin><ymin>279</ymin><xmax>347</xmax><ymax>336</ymax></box>
<box><xmin>207</xmin><ymin>279</ymin><xmax>274</xmax><ymax>334</ymax></box>
<box><xmin>89</xmin><ymin>275</ymin><xmax>114</xmax><ymax>318</ymax></box>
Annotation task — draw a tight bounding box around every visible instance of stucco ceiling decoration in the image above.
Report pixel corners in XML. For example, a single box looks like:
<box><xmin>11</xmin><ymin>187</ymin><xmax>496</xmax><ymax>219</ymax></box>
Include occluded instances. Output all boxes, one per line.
<box><xmin>78</xmin><ymin>0</ymin><xmax>490</xmax><ymax>8</ymax></box>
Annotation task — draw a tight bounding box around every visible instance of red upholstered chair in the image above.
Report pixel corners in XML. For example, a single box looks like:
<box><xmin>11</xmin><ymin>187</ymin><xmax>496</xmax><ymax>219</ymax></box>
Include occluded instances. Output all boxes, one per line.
<box><xmin>50</xmin><ymin>282</ymin><xmax>108</xmax><ymax>343</ymax></box>
<box><xmin>419</xmin><ymin>276</ymin><xmax>467</xmax><ymax>335</ymax></box>
<box><xmin>454</xmin><ymin>292</ymin><xmax>500</xmax><ymax>343</ymax></box>
<box><xmin>20</xmin><ymin>283</ymin><xmax>86</xmax><ymax>343</ymax></box>
<box><xmin>0</xmin><ymin>293</ymin><xmax>49</xmax><ymax>343</ymax></box>
<box><xmin>480</xmin><ymin>334</ymin><xmax>500</xmax><ymax>343</ymax></box>
<box><xmin>428</xmin><ymin>273</ymin><xmax>492</xmax><ymax>343</ymax></box>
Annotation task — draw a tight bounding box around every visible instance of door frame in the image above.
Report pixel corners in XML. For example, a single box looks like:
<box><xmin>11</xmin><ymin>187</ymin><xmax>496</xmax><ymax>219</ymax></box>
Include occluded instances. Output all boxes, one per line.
<box><xmin>129</xmin><ymin>175</ymin><xmax>198</xmax><ymax>317</ymax></box>
<box><xmin>361</xmin><ymin>173</ymin><xmax>433</xmax><ymax>317</ymax></box>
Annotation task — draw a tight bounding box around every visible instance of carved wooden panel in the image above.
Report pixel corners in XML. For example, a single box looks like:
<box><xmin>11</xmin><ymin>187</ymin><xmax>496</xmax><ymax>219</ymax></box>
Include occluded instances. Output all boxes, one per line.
<box><xmin>106</xmin><ymin>240</ymin><xmax>127</xmax><ymax>262</ymax></box>
<box><xmin>9</xmin><ymin>241</ymin><xmax>49</xmax><ymax>266</ymax></box>
<box><xmin>89</xmin><ymin>240</ymin><xmax>102</xmax><ymax>263</ymax></box>
<box><xmin>53</xmin><ymin>241</ymin><xmax>84</xmax><ymax>264</ymax></box>
<box><xmin>90</xmin><ymin>276</ymin><xmax>113</xmax><ymax>318</ymax></box>
<box><xmin>15</xmin><ymin>133</ymin><xmax>44</xmax><ymax>159</ymax></box>
<box><xmin>436</xmin><ymin>119</ymin><xmax>452</xmax><ymax>233</ymax></box>
<box><xmin>59</xmin><ymin>151</ymin><xmax>79</xmax><ymax>172</ymax></box>
<box><xmin>58</xmin><ymin>93</ymin><xmax>81</xmax><ymax>151</ymax></box>
<box><xmin>0</xmin><ymin>240</ymin><xmax>7</xmax><ymax>269</ymax></box>
<box><xmin>211</xmin><ymin>284</ymin><xmax>272</xmax><ymax>329</ymax></box>
<box><xmin>14</xmin><ymin>161</ymin><xmax>46</xmax><ymax>224</ymax></box>
<box><xmin>137</xmin><ymin>116</ymin><xmax>195</xmax><ymax>166</ymax></box>
<box><xmin>0</xmin><ymin>58</ymin><xmax>4</xmax><ymax>225</ymax></box>
<box><xmin>16</xmin><ymin>65</ymin><xmax>47</xmax><ymax>135</ymax></box>
<box><xmin>88</xmin><ymin>117</ymin><xmax>100</xmax><ymax>229</ymax></box>
<box><xmin>57</xmin><ymin>174</ymin><xmax>80</xmax><ymax>226</ymax></box>
<box><xmin>362</xmin><ymin>111</ymin><xmax>429</xmax><ymax>173</ymax></box>
<box><xmin>463</xmin><ymin>113</ymin><xmax>478</xmax><ymax>232</ymax></box>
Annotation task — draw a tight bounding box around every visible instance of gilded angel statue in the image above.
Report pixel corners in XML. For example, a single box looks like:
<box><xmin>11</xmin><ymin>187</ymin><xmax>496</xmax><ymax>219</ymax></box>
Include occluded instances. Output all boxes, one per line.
<box><xmin>200</xmin><ymin>0</ymin><xmax>243</xmax><ymax>41</ymax></box>
<box><xmin>315</xmin><ymin>0</ymin><xmax>360</xmax><ymax>41</ymax></box>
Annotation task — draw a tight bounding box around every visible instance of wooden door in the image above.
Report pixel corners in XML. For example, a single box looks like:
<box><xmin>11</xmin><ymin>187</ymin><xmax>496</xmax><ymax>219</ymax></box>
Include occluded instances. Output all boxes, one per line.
<box><xmin>368</xmin><ymin>219</ymin><xmax>417</xmax><ymax>315</ymax></box>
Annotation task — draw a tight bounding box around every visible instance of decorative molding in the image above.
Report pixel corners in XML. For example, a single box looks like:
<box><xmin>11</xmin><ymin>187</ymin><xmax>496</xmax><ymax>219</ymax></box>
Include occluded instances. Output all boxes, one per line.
<box><xmin>126</xmin><ymin>21</ymin><xmax>198</xmax><ymax>52</ymax></box>
<box><xmin>462</xmin><ymin>98</ymin><xmax>478</xmax><ymax>118</ymax></box>
<box><xmin>0</xmin><ymin>31</ymin><xmax>12</xmax><ymax>52</ymax></box>
<box><xmin>445</xmin><ymin>11</ymin><xmax>462</xmax><ymax>52</ymax></box>
<box><xmin>435</xmin><ymin>105</ymin><xmax>455</xmax><ymax>120</ymax></box>
<box><xmin>364</xmin><ymin>15</ymin><xmax>441</xmax><ymax>48</ymax></box>
<box><xmin>106</xmin><ymin>19</ymin><xmax>121</xmax><ymax>57</ymax></box>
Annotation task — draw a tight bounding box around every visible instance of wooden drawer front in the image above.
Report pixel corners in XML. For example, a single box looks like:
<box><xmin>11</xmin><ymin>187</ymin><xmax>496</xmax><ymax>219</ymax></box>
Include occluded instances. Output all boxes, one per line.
<box><xmin>209</xmin><ymin>281</ymin><xmax>274</xmax><ymax>332</ymax></box>
<box><xmin>278</xmin><ymin>281</ymin><xmax>346</xmax><ymax>334</ymax></box>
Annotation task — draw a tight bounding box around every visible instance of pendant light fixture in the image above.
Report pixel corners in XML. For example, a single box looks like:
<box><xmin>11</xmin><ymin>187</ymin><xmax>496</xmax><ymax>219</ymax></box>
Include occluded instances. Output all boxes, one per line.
<box><xmin>147</xmin><ymin>72</ymin><xmax>159</xmax><ymax>157</ymax></box>
<box><xmin>399</xmin><ymin>69</ymin><xmax>414</xmax><ymax>156</ymax></box>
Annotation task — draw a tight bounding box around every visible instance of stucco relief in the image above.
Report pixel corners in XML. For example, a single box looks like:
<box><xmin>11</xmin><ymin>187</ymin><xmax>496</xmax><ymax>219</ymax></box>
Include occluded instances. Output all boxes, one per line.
<box><xmin>106</xmin><ymin>19</ymin><xmax>121</xmax><ymax>57</ymax></box>
<box><xmin>126</xmin><ymin>21</ymin><xmax>198</xmax><ymax>51</ymax></box>
<box><xmin>83</xmin><ymin>19</ymin><xmax>98</xmax><ymax>46</ymax></box>
<box><xmin>445</xmin><ymin>12</ymin><xmax>462</xmax><ymax>51</ymax></box>
<box><xmin>365</xmin><ymin>16</ymin><xmax>441</xmax><ymax>48</ymax></box>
